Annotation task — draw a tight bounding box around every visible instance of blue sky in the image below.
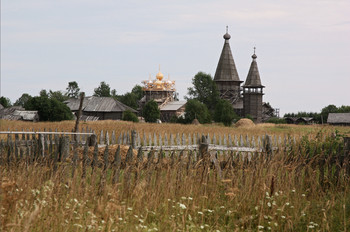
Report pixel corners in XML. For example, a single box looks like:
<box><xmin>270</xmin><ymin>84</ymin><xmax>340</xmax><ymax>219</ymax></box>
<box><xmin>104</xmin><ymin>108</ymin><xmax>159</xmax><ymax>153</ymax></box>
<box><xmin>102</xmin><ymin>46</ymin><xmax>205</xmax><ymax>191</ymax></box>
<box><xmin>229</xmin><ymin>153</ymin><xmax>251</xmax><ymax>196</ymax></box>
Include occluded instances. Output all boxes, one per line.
<box><xmin>1</xmin><ymin>0</ymin><xmax>349</xmax><ymax>115</ymax></box>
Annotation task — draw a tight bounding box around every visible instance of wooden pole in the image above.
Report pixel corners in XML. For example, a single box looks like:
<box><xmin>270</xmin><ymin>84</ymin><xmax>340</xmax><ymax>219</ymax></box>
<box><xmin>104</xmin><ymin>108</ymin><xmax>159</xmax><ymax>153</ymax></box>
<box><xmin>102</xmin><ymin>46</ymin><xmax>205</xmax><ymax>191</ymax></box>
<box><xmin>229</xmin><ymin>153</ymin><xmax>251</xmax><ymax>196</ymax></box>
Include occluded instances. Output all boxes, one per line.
<box><xmin>74</xmin><ymin>92</ymin><xmax>85</xmax><ymax>141</ymax></box>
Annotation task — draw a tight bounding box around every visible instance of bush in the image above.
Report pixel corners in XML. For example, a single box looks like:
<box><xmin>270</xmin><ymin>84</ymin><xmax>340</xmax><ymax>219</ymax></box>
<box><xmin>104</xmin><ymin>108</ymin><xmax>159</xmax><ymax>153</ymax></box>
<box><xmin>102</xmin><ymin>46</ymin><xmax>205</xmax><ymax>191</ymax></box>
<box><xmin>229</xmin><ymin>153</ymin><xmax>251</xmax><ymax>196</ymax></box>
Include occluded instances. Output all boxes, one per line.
<box><xmin>266</xmin><ymin>117</ymin><xmax>286</xmax><ymax>124</ymax></box>
<box><xmin>184</xmin><ymin>99</ymin><xmax>211</xmax><ymax>124</ymax></box>
<box><xmin>24</xmin><ymin>96</ymin><xmax>73</xmax><ymax>121</ymax></box>
<box><xmin>214</xmin><ymin>99</ymin><xmax>238</xmax><ymax>126</ymax></box>
<box><xmin>143</xmin><ymin>100</ymin><xmax>160</xmax><ymax>123</ymax></box>
<box><xmin>122</xmin><ymin>110</ymin><xmax>139</xmax><ymax>122</ymax></box>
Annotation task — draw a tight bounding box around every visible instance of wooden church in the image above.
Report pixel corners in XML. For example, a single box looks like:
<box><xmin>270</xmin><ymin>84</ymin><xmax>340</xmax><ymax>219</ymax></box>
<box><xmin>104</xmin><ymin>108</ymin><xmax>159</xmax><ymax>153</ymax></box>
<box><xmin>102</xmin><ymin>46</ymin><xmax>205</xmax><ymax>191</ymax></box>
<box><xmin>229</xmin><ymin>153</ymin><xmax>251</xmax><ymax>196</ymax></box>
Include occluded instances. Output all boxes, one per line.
<box><xmin>214</xmin><ymin>27</ymin><xmax>266</xmax><ymax>123</ymax></box>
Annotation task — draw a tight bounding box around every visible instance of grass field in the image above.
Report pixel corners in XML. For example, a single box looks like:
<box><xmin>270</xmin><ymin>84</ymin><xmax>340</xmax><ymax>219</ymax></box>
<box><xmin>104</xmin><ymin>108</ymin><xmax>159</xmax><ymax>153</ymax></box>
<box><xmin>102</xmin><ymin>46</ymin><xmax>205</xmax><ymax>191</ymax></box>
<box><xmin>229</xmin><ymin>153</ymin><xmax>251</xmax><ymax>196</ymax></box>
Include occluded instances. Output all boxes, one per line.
<box><xmin>1</xmin><ymin>120</ymin><xmax>350</xmax><ymax>231</ymax></box>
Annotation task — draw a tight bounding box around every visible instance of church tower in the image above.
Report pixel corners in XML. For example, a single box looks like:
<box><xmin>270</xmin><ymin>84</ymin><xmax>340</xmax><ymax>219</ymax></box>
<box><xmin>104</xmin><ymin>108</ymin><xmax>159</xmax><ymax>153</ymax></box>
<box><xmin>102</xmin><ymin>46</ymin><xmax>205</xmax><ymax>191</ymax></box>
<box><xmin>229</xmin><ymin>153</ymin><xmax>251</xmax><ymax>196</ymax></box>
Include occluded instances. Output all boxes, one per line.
<box><xmin>243</xmin><ymin>49</ymin><xmax>264</xmax><ymax>123</ymax></box>
<box><xmin>214</xmin><ymin>27</ymin><xmax>243</xmax><ymax>106</ymax></box>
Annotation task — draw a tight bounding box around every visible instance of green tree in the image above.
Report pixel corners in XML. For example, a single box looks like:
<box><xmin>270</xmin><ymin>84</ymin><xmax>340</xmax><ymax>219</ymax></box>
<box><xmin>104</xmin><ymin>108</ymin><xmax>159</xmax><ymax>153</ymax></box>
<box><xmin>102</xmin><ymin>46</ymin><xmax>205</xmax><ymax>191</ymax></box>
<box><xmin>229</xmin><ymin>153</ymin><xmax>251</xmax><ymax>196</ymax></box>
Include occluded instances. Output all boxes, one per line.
<box><xmin>49</xmin><ymin>90</ymin><xmax>69</xmax><ymax>102</ymax></box>
<box><xmin>186</xmin><ymin>72</ymin><xmax>220</xmax><ymax>112</ymax></box>
<box><xmin>24</xmin><ymin>96</ymin><xmax>73</xmax><ymax>121</ymax></box>
<box><xmin>66</xmin><ymin>81</ymin><xmax>80</xmax><ymax>98</ymax></box>
<box><xmin>143</xmin><ymin>100</ymin><xmax>160</xmax><ymax>123</ymax></box>
<box><xmin>0</xmin><ymin>96</ymin><xmax>12</xmax><ymax>108</ymax></box>
<box><xmin>14</xmin><ymin>93</ymin><xmax>32</xmax><ymax>107</ymax></box>
<box><xmin>39</xmin><ymin>89</ymin><xmax>49</xmax><ymax>98</ymax></box>
<box><xmin>337</xmin><ymin>105</ymin><xmax>350</xmax><ymax>113</ymax></box>
<box><xmin>118</xmin><ymin>92</ymin><xmax>139</xmax><ymax>110</ymax></box>
<box><xmin>131</xmin><ymin>85</ymin><xmax>144</xmax><ymax>100</ymax></box>
<box><xmin>93</xmin><ymin>81</ymin><xmax>112</xmax><ymax>97</ymax></box>
<box><xmin>184</xmin><ymin>99</ymin><xmax>211</xmax><ymax>124</ymax></box>
<box><xmin>122</xmin><ymin>110</ymin><xmax>139</xmax><ymax>122</ymax></box>
<box><xmin>320</xmin><ymin>104</ymin><xmax>338</xmax><ymax>123</ymax></box>
<box><xmin>214</xmin><ymin>99</ymin><xmax>237</xmax><ymax>126</ymax></box>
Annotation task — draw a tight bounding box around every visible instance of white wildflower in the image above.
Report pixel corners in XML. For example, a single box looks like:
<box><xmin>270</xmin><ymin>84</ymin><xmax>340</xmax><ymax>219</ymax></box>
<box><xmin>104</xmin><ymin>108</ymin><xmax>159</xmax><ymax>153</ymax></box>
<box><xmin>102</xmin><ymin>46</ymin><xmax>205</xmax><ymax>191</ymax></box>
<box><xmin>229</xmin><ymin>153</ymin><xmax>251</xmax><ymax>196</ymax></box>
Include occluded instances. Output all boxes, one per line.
<box><xmin>179</xmin><ymin>203</ymin><xmax>186</xmax><ymax>210</ymax></box>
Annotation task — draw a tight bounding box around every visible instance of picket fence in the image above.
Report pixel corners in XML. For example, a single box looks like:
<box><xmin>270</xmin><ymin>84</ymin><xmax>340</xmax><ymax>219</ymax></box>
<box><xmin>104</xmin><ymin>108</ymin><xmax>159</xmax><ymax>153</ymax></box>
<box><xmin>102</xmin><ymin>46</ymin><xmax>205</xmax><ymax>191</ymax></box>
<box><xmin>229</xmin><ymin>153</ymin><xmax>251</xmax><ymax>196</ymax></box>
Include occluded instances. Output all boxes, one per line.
<box><xmin>0</xmin><ymin>127</ymin><xmax>301</xmax><ymax>154</ymax></box>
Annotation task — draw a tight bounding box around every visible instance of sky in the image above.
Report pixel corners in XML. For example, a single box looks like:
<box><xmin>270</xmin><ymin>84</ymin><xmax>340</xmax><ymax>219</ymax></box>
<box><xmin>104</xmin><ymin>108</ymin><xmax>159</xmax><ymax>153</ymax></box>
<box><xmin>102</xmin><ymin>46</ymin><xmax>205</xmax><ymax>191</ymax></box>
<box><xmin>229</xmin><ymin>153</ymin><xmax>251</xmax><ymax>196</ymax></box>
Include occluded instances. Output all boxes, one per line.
<box><xmin>1</xmin><ymin>0</ymin><xmax>349</xmax><ymax>116</ymax></box>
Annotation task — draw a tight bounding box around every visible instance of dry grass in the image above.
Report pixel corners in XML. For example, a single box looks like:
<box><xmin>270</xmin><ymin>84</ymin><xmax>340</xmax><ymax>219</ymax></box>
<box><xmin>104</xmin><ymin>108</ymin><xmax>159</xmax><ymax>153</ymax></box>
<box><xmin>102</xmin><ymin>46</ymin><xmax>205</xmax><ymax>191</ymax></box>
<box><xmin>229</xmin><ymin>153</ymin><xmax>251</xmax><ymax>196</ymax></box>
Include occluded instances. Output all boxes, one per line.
<box><xmin>1</xmin><ymin>119</ymin><xmax>349</xmax><ymax>141</ymax></box>
<box><xmin>1</xmin><ymin>120</ymin><xmax>350</xmax><ymax>231</ymax></box>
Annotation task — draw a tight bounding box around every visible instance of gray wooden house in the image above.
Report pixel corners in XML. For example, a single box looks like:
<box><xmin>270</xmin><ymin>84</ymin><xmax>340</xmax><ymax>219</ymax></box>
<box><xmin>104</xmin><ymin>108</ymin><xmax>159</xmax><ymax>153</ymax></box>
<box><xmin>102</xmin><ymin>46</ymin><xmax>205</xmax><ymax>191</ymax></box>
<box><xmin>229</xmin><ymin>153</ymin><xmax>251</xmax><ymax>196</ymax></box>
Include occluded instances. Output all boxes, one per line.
<box><xmin>327</xmin><ymin>113</ymin><xmax>350</xmax><ymax>126</ymax></box>
<box><xmin>0</xmin><ymin>106</ymin><xmax>39</xmax><ymax>122</ymax></box>
<box><xmin>65</xmin><ymin>96</ymin><xmax>137</xmax><ymax>121</ymax></box>
<box><xmin>160</xmin><ymin>101</ymin><xmax>186</xmax><ymax>122</ymax></box>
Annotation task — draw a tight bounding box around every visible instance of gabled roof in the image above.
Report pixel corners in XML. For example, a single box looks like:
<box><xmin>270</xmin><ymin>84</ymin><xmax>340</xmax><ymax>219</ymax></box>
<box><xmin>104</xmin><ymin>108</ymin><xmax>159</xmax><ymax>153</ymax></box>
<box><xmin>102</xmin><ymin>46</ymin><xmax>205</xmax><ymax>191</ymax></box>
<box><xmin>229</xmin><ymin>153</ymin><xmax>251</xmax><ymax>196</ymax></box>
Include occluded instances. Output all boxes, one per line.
<box><xmin>214</xmin><ymin>30</ymin><xmax>241</xmax><ymax>82</ymax></box>
<box><xmin>327</xmin><ymin>113</ymin><xmax>350</xmax><ymax>124</ymax></box>
<box><xmin>0</xmin><ymin>106</ymin><xmax>25</xmax><ymax>117</ymax></box>
<box><xmin>13</xmin><ymin>110</ymin><xmax>39</xmax><ymax>121</ymax></box>
<box><xmin>160</xmin><ymin>101</ymin><xmax>186</xmax><ymax>111</ymax></box>
<box><xmin>244</xmin><ymin>53</ymin><xmax>264</xmax><ymax>88</ymax></box>
<box><xmin>0</xmin><ymin>107</ymin><xmax>38</xmax><ymax>121</ymax></box>
<box><xmin>64</xmin><ymin>96</ymin><xmax>137</xmax><ymax>113</ymax></box>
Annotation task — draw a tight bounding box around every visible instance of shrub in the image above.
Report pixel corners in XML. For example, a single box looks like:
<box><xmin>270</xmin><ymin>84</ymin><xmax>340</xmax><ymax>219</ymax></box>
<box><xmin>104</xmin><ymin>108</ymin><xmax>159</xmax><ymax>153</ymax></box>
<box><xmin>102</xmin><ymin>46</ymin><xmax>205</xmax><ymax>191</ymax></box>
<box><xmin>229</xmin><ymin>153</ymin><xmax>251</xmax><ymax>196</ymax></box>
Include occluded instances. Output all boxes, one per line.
<box><xmin>184</xmin><ymin>99</ymin><xmax>211</xmax><ymax>124</ymax></box>
<box><xmin>122</xmin><ymin>110</ymin><xmax>139</xmax><ymax>122</ymax></box>
<box><xmin>143</xmin><ymin>100</ymin><xmax>160</xmax><ymax>123</ymax></box>
<box><xmin>24</xmin><ymin>96</ymin><xmax>73</xmax><ymax>121</ymax></box>
<box><xmin>266</xmin><ymin>117</ymin><xmax>286</xmax><ymax>124</ymax></box>
<box><xmin>214</xmin><ymin>99</ymin><xmax>238</xmax><ymax>126</ymax></box>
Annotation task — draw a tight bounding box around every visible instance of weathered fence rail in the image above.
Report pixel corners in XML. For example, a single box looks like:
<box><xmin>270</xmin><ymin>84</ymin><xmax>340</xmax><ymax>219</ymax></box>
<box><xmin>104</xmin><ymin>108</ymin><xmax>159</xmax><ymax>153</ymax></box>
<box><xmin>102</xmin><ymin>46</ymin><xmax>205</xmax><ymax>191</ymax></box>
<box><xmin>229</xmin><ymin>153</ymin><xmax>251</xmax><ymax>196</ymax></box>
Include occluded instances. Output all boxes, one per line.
<box><xmin>0</xmin><ymin>129</ymin><xmax>284</xmax><ymax>154</ymax></box>
<box><xmin>1</xmin><ymin>130</ymin><xmax>349</xmax><ymax>196</ymax></box>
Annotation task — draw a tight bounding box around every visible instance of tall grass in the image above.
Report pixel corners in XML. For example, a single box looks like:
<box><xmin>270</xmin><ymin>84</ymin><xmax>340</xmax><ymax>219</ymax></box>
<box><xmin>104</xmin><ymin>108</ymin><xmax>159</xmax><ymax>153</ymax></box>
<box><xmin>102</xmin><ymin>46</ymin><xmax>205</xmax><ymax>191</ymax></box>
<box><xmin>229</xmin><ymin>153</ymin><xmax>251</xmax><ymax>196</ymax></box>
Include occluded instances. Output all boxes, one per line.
<box><xmin>1</xmin><ymin>120</ymin><xmax>349</xmax><ymax>142</ymax></box>
<box><xmin>1</xmin><ymin>131</ymin><xmax>349</xmax><ymax>231</ymax></box>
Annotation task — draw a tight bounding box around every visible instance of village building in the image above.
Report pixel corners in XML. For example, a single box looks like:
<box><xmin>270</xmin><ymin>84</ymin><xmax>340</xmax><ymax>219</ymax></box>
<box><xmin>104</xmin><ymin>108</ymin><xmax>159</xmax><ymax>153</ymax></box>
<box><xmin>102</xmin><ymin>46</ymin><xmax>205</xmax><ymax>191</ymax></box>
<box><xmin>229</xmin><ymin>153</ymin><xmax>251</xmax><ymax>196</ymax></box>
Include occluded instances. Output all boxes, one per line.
<box><xmin>65</xmin><ymin>96</ymin><xmax>136</xmax><ymax>121</ymax></box>
<box><xmin>160</xmin><ymin>100</ymin><xmax>186</xmax><ymax>122</ymax></box>
<box><xmin>214</xmin><ymin>27</ymin><xmax>275</xmax><ymax>123</ymax></box>
<box><xmin>139</xmin><ymin>27</ymin><xmax>277</xmax><ymax>123</ymax></box>
<box><xmin>0</xmin><ymin>106</ymin><xmax>39</xmax><ymax>122</ymax></box>
<box><xmin>139</xmin><ymin>68</ymin><xmax>186</xmax><ymax>122</ymax></box>
<box><xmin>327</xmin><ymin>113</ymin><xmax>350</xmax><ymax>126</ymax></box>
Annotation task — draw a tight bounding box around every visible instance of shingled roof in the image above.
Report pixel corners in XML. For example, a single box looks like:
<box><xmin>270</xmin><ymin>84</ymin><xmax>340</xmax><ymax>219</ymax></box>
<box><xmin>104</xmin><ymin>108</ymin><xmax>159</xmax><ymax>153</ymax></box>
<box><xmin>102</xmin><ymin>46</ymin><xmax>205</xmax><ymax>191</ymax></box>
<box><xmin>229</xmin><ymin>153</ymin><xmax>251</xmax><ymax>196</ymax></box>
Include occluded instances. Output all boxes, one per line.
<box><xmin>214</xmin><ymin>29</ymin><xmax>241</xmax><ymax>82</ymax></box>
<box><xmin>327</xmin><ymin>113</ymin><xmax>350</xmax><ymax>124</ymax></box>
<box><xmin>65</xmin><ymin>96</ymin><xmax>137</xmax><ymax>113</ymax></box>
<box><xmin>243</xmin><ymin>53</ymin><xmax>264</xmax><ymax>87</ymax></box>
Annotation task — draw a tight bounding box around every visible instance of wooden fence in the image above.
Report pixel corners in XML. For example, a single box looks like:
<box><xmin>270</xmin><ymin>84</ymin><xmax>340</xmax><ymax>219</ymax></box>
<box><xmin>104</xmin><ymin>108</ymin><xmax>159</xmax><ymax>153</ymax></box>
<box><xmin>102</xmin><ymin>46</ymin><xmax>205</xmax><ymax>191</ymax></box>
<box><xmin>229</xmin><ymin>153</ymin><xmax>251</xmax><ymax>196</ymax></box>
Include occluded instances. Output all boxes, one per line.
<box><xmin>1</xmin><ymin>130</ymin><xmax>349</xmax><ymax>194</ymax></box>
<box><xmin>0</xmin><ymin>128</ymin><xmax>299</xmax><ymax>154</ymax></box>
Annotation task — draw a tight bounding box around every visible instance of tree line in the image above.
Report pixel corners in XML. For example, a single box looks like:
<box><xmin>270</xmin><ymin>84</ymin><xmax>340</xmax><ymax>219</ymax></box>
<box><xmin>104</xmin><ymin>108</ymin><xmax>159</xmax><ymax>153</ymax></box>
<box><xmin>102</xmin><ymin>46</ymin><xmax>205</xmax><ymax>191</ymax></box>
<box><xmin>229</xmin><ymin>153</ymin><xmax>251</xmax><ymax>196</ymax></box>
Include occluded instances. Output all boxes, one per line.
<box><xmin>283</xmin><ymin>105</ymin><xmax>350</xmax><ymax>124</ymax></box>
<box><xmin>1</xmin><ymin>74</ymin><xmax>348</xmax><ymax>125</ymax></box>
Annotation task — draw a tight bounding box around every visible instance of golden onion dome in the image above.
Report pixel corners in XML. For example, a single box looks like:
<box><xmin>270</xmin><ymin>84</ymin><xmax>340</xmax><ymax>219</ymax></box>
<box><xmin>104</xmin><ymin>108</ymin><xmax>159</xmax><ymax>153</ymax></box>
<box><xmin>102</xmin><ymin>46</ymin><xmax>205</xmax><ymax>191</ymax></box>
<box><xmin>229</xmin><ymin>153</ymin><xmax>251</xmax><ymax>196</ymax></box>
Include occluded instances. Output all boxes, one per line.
<box><xmin>156</xmin><ymin>71</ymin><xmax>164</xmax><ymax>81</ymax></box>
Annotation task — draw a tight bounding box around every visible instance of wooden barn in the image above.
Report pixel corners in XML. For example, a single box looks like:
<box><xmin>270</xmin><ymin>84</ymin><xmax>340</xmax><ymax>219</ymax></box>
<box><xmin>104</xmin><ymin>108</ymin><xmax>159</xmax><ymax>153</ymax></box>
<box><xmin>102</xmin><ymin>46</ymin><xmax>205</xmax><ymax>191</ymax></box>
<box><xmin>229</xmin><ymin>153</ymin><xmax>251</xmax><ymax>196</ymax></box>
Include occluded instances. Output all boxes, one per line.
<box><xmin>0</xmin><ymin>106</ymin><xmax>39</xmax><ymax>122</ymax></box>
<box><xmin>65</xmin><ymin>96</ymin><xmax>137</xmax><ymax>121</ymax></box>
<box><xmin>160</xmin><ymin>101</ymin><xmax>186</xmax><ymax>122</ymax></box>
<box><xmin>327</xmin><ymin>113</ymin><xmax>350</xmax><ymax>126</ymax></box>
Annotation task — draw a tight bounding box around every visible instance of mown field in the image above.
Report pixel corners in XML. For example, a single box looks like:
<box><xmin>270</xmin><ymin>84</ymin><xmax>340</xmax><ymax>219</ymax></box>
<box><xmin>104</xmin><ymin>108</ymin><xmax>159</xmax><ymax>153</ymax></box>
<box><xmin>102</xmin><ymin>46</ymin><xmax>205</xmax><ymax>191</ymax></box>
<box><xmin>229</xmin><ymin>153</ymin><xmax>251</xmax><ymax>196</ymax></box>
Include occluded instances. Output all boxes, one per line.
<box><xmin>1</xmin><ymin>120</ymin><xmax>350</xmax><ymax>231</ymax></box>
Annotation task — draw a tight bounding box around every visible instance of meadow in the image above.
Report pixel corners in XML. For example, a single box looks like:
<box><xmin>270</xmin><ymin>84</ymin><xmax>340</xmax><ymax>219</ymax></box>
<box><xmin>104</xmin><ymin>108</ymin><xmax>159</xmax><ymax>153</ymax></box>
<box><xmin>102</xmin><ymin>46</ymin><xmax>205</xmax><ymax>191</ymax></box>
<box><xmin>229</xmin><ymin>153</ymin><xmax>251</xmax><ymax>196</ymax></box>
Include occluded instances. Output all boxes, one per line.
<box><xmin>1</xmin><ymin>120</ymin><xmax>349</xmax><ymax>231</ymax></box>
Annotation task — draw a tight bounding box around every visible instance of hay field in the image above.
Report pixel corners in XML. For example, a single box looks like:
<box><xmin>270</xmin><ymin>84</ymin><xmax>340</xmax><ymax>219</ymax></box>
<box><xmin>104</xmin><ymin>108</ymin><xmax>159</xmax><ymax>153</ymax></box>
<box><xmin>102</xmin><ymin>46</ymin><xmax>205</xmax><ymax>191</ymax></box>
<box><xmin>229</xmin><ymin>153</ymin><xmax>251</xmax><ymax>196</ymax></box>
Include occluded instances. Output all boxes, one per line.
<box><xmin>1</xmin><ymin>120</ymin><xmax>350</xmax><ymax>231</ymax></box>
<box><xmin>1</xmin><ymin>119</ymin><xmax>349</xmax><ymax>139</ymax></box>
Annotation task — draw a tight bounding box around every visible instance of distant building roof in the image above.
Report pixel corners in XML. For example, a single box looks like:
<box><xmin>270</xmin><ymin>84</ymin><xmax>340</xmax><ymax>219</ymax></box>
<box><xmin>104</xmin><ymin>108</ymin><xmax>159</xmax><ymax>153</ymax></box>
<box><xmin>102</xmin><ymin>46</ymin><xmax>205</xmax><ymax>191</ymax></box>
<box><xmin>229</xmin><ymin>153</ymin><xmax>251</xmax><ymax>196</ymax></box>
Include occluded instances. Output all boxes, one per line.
<box><xmin>214</xmin><ymin>28</ymin><xmax>241</xmax><ymax>83</ymax></box>
<box><xmin>327</xmin><ymin>113</ymin><xmax>350</xmax><ymax>124</ymax></box>
<box><xmin>243</xmin><ymin>52</ymin><xmax>264</xmax><ymax>88</ymax></box>
<box><xmin>0</xmin><ymin>107</ymin><xmax>38</xmax><ymax>122</ymax></box>
<box><xmin>65</xmin><ymin>96</ymin><xmax>137</xmax><ymax>113</ymax></box>
<box><xmin>13</xmin><ymin>110</ymin><xmax>39</xmax><ymax>121</ymax></box>
<box><xmin>160</xmin><ymin>101</ymin><xmax>186</xmax><ymax>111</ymax></box>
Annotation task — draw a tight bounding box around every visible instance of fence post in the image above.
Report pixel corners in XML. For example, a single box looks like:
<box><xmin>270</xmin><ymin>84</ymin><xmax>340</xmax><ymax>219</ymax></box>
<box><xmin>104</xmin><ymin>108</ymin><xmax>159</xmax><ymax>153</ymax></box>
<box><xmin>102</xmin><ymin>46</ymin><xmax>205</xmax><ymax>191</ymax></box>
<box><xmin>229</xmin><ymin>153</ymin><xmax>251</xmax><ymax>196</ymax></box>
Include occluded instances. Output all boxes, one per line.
<box><xmin>199</xmin><ymin>135</ymin><xmax>209</xmax><ymax>160</ymax></box>
<box><xmin>344</xmin><ymin>137</ymin><xmax>350</xmax><ymax>176</ymax></box>
<box><xmin>131</xmin><ymin>130</ymin><xmax>137</xmax><ymax>149</ymax></box>
<box><xmin>88</xmin><ymin>134</ymin><xmax>97</xmax><ymax>147</ymax></box>
<box><xmin>112</xmin><ymin>145</ymin><xmax>121</xmax><ymax>185</ymax></box>
<box><xmin>59</xmin><ymin>136</ymin><xmax>70</xmax><ymax>162</ymax></box>
<box><xmin>263</xmin><ymin>135</ymin><xmax>273</xmax><ymax>156</ymax></box>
